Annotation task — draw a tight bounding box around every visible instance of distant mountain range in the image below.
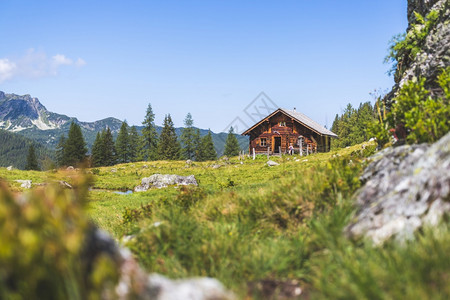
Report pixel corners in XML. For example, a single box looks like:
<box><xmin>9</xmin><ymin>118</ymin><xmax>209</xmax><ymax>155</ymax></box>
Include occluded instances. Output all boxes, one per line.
<box><xmin>0</xmin><ymin>91</ymin><xmax>248</xmax><ymax>157</ymax></box>
<box><xmin>0</xmin><ymin>129</ymin><xmax>54</xmax><ymax>170</ymax></box>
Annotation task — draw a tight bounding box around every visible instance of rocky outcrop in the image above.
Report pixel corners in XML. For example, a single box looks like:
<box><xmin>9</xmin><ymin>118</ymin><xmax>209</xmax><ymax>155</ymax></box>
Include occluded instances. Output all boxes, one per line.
<box><xmin>345</xmin><ymin>131</ymin><xmax>450</xmax><ymax>245</ymax></box>
<box><xmin>386</xmin><ymin>0</ymin><xmax>449</xmax><ymax>103</ymax></box>
<box><xmin>407</xmin><ymin>0</ymin><xmax>440</xmax><ymax>24</ymax></box>
<box><xmin>134</xmin><ymin>174</ymin><xmax>198</xmax><ymax>192</ymax></box>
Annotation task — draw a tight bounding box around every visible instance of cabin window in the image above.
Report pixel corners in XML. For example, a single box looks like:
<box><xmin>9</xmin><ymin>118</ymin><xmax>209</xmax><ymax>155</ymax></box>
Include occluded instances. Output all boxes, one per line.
<box><xmin>279</xmin><ymin>121</ymin><xmax>286</xmax><ymax>127</ymax></box>
<box><xmin>260</xmin><ymin>138</ymin><xmax>267</xmax><ymax>146</ymax></box>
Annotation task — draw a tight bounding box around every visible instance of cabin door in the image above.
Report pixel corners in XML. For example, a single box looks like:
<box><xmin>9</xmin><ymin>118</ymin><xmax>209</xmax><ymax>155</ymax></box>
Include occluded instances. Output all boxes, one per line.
<box><xmin>273</xmin><ymin>137</ymin><xmax>281</xmax><ymax>153</ymax></box>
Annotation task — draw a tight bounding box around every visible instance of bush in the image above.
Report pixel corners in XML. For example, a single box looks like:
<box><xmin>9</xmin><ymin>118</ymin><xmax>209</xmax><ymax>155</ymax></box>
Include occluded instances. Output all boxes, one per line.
<box><xmin>367</xmin><ymin>68</ymin><xmax>450</xmax><ymax>147</ymax></box>
<box><xmin>0</xmin><ymin>177</ymin><xmax>118</xmax><ymax>299</ymax></box>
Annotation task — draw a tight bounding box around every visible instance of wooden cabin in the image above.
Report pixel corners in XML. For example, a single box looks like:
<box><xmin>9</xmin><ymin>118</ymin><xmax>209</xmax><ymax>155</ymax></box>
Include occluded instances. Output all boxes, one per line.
<box><xmin>242</xmin><ymin>108</ymin><xmax>338</xmax><ymax>154</ymax></box>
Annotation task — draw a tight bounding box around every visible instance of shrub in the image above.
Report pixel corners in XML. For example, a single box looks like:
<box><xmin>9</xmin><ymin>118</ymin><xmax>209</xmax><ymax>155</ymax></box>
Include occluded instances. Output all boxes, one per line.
<box><xmin>0</xmin><ymin>177</ymin><xmax>118</xmax><ymax>299</ymax></box>
<box><xmin>367</xmin><ymin>68</ymin><xmax>450</xmax><ymax>147</ymax></box>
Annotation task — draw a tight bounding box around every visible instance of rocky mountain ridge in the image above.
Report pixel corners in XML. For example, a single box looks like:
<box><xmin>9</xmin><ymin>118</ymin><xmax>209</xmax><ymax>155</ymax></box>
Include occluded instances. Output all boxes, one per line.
<box><xmin>0</xmin><ymin>91</ymin><xmax>123</xmax><ymax>133</ymax></box>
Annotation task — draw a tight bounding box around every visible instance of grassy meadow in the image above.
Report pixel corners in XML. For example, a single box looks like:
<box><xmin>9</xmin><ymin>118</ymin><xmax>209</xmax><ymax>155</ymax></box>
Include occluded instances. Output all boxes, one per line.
<box><xmin>1</xmin><ymin>142</ymin><xmax>449</xmax><ymax>299</ymax></box>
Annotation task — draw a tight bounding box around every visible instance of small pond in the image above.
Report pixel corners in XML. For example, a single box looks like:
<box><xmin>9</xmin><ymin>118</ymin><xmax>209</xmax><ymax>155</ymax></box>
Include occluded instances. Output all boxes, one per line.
<box><xmin>114</xmin><ymin>190</ymin><xmax>134</xmax><ymax>195</ymax></box>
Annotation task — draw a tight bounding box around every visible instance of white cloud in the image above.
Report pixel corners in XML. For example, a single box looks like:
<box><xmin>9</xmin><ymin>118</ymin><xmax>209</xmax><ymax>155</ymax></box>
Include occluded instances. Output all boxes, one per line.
<box><xmin>75</xmin><ymin>58</ymin><xmax>86</xmax><ymax>67</ymax></box>
<box><xmin>52</xmin><ymin>54</ymin><xmax>73</xmax><ymax>66</ymax></box>
<box><xmin>0</xmin><ymin>58</ymin><xmax>17</xmax><ymax>82</ymax></box>
<box><xmin>0</xmin><ymin>49</ymin><xmax>86</xmax><ymax>83</ymax></box>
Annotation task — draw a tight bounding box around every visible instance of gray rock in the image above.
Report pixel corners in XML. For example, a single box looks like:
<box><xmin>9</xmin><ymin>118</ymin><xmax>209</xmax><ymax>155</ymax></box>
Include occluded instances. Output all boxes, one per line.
<box><xmin>15</xmin><ymin>180</ymin><xmax>32</xmax><ymax>189</ymax></box>
<box><xmin>211</xmin><ymin>164</ymin><xmax>222</xmax><ymax>169</ymax></box>
<box><xmin>267</xmin><ymin>160</ymin><xmax>279</xmax><ymax>167</ymax></box>
<box><xmin>82</xmin><ymin>228</ymin><xmax>234</xmax><ymax>300</ymax></box>
<box><xmin>66</xmin><ymin>166</ymin><xmax>74</xmax><ymax>170</ymax></box>
<box><xmin>111</xmin><ymin>168</ymin><xmax>117</xmax><ymax>173</ymax></box>
<box><xmin>146</xmin><ymin>274</ymin><xmax>234</xmax><ymax>300</ymax></box>
<box><xmin>345</xmin><ymin>131</ymin><xmax>450</xmax><ymax>245</ymax></box>
<box><xmin>6</xmin><ymin>166</ymin><xmax>13</xmax><ymax>171</ymax></box>
<box><xmin>134</xmin><ymin>174</ymin><xmax>198</xmax><ymax>192</ymax></box>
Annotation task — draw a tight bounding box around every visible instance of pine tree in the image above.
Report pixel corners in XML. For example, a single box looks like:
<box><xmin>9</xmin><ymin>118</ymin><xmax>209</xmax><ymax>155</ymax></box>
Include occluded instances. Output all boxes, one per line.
<box><xmin>64</xmin><ymin>122</ymin><xmax>87</xmax><ymax>166</ymax></box>
<box><xmin>331</xmin><ymin>114</ymin><xmax>340</xmax><ymax>136</ymax></box>
<box><xmin>142</xmin><ymin>103</ymin><xmax>159</xmax><ymax>160</ymax></box>
<box><xmin>91</xmin><ymin>132</ymin><xmax>104</xmax><ymax>167</ymax></box>
<box><xmin>55</xmin><ymin>135</ymin><xmax>66</xmax><ymax>167</ymax></box>
<box><xmin>136</xmin><ymin>134</ymin><xmax>148</xmax><ymax>162</ymax></box>
<box><xmin>25</xmin><ymin>144</ymin><xmax>39</xmax><ymax>170</ymax></box>
<box><xmin>180</xmin><ymin>113</ymin><xmax>196</xmax><ymax>160</ymax></box>
<box><xmin>356</xmin><ymin>102</ymin><xmax>375</xmax><ymax>142</ymax></box>
<box><xmin>193</xmin><ymin>128</ymin><xmax>202</xmax><ymax>161</ymax></box>
<box><xmin>102</xmin><ymin>128</ymin><xmax>116</xmax><ymax>166</ymax></box>
<box><xmin>331</xmin><ymin>102</ymin><xmax>376</xmax><ymax>149</ymax></box>
<box><xmin>198</xmin><ymin>130</ymin><xmax>217</xmax><ymax>161</ymax></box>
<box><xmin>128</xmin><ymin>126</ymin><xmax>140</xmax><ymax>162</ymax></box>
<box><xmin>223</xmin><ymin>126</ymin><xmax>240</xmax><ymax>157</ymax></box>
<box><xmin>157</xmin><ymin>114</ymin><xmax>182</xmax><ymax>160</ymax></box>
<box><xmin>115</xmin><ymin>121</ymin><xmax>130</xmax><ymax>163</ymax></box>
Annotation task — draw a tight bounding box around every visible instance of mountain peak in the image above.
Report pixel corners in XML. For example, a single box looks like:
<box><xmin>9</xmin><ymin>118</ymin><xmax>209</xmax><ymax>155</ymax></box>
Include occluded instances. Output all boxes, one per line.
<box><xmin>0</xmin><ymin>91</ymin><xmax>52</xmax><ymax>131</ymax></box>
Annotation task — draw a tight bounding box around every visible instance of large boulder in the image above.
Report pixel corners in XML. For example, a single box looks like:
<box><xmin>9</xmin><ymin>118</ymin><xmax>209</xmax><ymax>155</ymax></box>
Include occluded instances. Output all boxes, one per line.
<box><xmin>345</xmin><ymin>132</ymin><xmax>450</xmax><ymax>245</ymax></box>
<box><xmin>134</xmin><ymin>174</ymin><xmax>198</xmax><ymax>192</ymax></box>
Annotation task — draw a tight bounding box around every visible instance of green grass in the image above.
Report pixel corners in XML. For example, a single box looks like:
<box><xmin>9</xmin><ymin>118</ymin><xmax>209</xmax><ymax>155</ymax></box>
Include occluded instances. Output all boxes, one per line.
<box><xmin>1</xmin><ymin>141</ymin><xmax>449</xmax><ymax>299</ymax></box>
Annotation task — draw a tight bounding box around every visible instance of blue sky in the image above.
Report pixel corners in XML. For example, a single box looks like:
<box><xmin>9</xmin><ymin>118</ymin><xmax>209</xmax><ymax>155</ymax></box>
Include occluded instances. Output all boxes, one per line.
<box><xmin>0</xmin><ymin>0</ymin><xmax>408</xmax><ymax>132</ymax></box>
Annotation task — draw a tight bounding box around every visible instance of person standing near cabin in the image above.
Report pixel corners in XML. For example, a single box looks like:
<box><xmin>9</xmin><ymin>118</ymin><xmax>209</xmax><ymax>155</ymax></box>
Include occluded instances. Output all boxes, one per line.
<box><xmin>288</xmin><ymin>144</ymin><xmax>294</xmax><ymax>155</ymax></box>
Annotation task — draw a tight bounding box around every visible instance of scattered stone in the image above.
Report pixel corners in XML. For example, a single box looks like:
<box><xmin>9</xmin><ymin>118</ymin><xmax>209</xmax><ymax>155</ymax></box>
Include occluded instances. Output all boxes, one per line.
<box><xmin>66</xmin><ymin>166</ymin><xmax>74</xmax><ymax>170</ymax></box>
<box><xmin>345</xmin><ymin>132</ymin><xmax>450</xmax><ymax>245</ymax></box>
<box><xmin>211</xmin><ymin>164</ymin><xmax>222</xmax><ymax>169</ymax></box>
<box><xmin>59</xmin><ymin>181</ymin><xmax>73</xmax><ymax>189</ymax></box>
<box><xmin>247</xmin><ymin>279</ymin><xmax>302</xmax><ymax>299</ymax></box>
<box><xmin>301</xmin><ymin>159</ymin><xmax>308</xmax><ymax>162</ymax></box>
<box><xmin>15</xmin><ymin>180</ymin><xmax>32</xmax><ymax>189</ymax></box>
<box><xmin>6</xmin><ymin>166</ymin><xmax>13</xmax><ymax>171</ymax></box>
<box><xmin>368</xmin><ymin>137</ymin><xmax>376</xmax><ymax>142</ymax></box>
<box><xmin>134</xmin><ymin>174</ymin><xmax>198</xmax><ymax>192</ymax></box>
<box><xmin>267</xmin><ymin>160</ymin><xmax>279</xmax><ymax>167</ymax></box>
<box><xmin>220</xmin><ymin>156</ymin><xmax>229</xmax><ymax>162</ymax></box>
<box><xmin>185</xmin><ymin>159</ymin><xmax>194</xmax><ymax>168</ymax></box>
<box><xmin>142</xmin><ymin>164</ymin><xmax>149</xmax><ymax>169</ymax></box>
<box><xmin>111</xmin><ymin>168</ymin><xmax>117</xmax><ymax>173</ymax></box>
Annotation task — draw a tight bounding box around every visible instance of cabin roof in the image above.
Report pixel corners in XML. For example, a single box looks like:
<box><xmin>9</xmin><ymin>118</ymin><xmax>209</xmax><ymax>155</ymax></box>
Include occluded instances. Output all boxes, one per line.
<box><xmin>242</xmin><ymin>108</ymin><xmax>338</xmax><ymax>138</ymax></box>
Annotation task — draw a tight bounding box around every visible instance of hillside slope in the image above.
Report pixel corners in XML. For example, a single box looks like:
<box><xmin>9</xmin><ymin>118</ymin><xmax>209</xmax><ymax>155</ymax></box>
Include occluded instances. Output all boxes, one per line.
<box><xmin>0</xmin><ymin>129</ymin><xmax>54</xmax><ymax>170</ymax></box>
